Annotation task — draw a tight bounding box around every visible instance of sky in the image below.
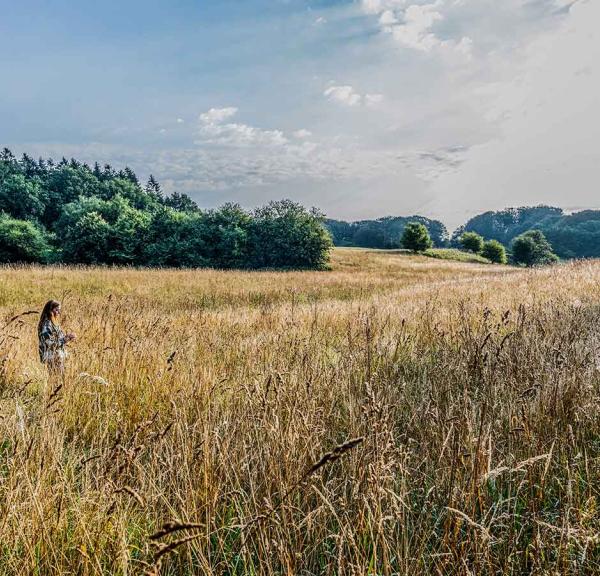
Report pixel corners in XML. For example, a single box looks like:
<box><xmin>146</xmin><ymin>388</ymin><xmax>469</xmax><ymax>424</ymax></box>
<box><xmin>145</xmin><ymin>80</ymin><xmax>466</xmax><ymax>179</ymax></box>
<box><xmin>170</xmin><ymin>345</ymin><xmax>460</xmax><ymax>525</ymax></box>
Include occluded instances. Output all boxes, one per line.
<box><xmin>1</xmin><ymin>0</ymin><xmax>597</xmax><ymax>229</ymax></box>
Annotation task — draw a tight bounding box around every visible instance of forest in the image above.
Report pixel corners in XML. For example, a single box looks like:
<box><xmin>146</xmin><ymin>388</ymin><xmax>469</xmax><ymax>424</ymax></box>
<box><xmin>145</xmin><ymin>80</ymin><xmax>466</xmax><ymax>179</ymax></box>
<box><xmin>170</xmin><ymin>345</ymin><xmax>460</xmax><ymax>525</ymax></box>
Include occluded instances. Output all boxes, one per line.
<box><xmin>327</xmin><ymin>206</ymin><xmax>600</xmax><ymax>259</ymax></box>
<box><xmin>1</xmin><ymin>148</ymin><xmax>598</xmax><ymax>267</ymax></box>
<box><xmin>0</xmin><ymin>149</ymin><xmax>331</xmax><ymax>269</ymax></box>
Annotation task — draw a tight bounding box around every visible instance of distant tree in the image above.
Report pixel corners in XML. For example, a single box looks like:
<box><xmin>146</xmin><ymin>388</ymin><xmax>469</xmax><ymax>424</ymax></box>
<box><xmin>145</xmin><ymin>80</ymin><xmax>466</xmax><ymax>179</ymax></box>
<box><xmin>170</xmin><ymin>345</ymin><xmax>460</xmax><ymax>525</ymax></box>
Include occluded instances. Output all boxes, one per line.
<box><xmin>43</xmin><ymin>165</ymin><xmax>101</xmax><ymax>227</ymax></box>
<box><xmin>512</xmin><ymin>230</ymin><xmax>558</xmax><ymax>267</ymax></box>
<box><xmin>0</xmin><ymin>174</ymin><xmax>46</xmax><ymax>220</ymax></box>
<box><xmin>401</xmin><ymin>222</ymin><xmax>432</xmax><ymax>253</ymax></box>
<box><xmin>482</xmin><ymin>239</ymin><xmax>507</xmax><ymax>264</ymax></box>
<box><xmin>123</xmin><ymin>167</ymin><xmax>139</xmax><ymax>185</ymax></box>
<box><xmin>202</xmin><ymin>203</ymin><xmax>251</xmax><ymax>268</ymax></box>
<box><xmin>460</xmin><ymin>231</ymin><xmax>484</xmax><ymax>253</ymax></box>
<box><xmin>143</xmin><ymin>207</ymin><xmax>209</xmax><ymax>267</ymax></box>
<box><xmin>101</xmin><ymin>177</ymin><xmax>157</xmax><ymax>211</ymax></box>
<box><xmin>164</xmin><ymin>191</ymin><xmax>199</xmax><ymax>212</ymax></box>
<box><xmin>0</xmin><ymin>148</ymin><xmax>16</xmax><ymax>163</ymax></box>
<box><xmin>353</xmin><ymin>226</ymin><xmax>385</xmax><ymax>248</ymax></box>
<box><xmin>0</xmin><ymin>214</ymin><xmax>53</xmax><ymax>263</ymax></box>
<box><xmin>249</xmin><ymin>200</ymin><xmax>332</xmax><ymax>269</ymax></box>
<box><xmin>145</xmin><ymin>175</ymin><xmax>163</xmax><ymax>201</ymax></box>
<box><xmin>453</xmin><ymin>205</ymin><xmax>563</xmax><ymax>246</ymax></box>
<box><xmin>106</xmin><ymin>197</ymin><xmax>151</xmax><ymax>264</ymax></box>
<box><xmin>325</xmin><ymin>216</ymin><xmax>448</xmax><ymax>249</ymax></box>
<box><xmin>61</xmin><ymin>210</ymin><xmax>111</xmax><ymax>264</ymax></box>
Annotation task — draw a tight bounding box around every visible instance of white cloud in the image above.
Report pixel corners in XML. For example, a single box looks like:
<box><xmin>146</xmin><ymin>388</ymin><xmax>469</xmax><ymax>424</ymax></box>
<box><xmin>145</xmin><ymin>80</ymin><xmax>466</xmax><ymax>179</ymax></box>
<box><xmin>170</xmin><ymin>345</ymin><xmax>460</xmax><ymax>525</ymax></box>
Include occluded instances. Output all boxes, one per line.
<box><xmin>391</xmin><ymin>3</ymin><xmax>444</xmax><ymax>52</ymax></box>
<box><xmin>199</xmin><ymin>107</ymin><xmax>238</xmax><ymax>124</ymax></box>
<box><xmin>197</xmin><ymin>107</ymin><xmax>288</xmax><ymax>147</ymax></box>
<box><xmin>176</xmin><ymin>118</ymin><xmax>184</xmax><ymax>124</ymax></box>
<box><xmin>324</xmin><ymin>86</ymin><xmax>384</xmax><ymax>108</ymax></box>
<box><xmin>360</xmin><ymin>0</ymin><xmax>476</xmax><ymax>56</ymax></box>
<box><xmin>424</xmin><ymin>0</ymin><xmax>600</xmax><ymax>227</ymax></box>
<box><xmin>324</xmin><ymin>85</ymin><xmax>363</xmax><ymax>106</ymax></box>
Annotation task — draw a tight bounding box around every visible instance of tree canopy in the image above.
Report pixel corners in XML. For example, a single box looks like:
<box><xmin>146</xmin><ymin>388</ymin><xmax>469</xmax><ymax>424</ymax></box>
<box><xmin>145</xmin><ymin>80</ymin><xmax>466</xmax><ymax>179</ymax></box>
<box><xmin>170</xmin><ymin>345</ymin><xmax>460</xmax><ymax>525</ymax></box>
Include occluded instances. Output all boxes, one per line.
<box><xmin>512</xmin><ymin>230</ymin><xmax>558</xmax><ymax>267</ymax></box>
<box><xmin>0</xmin><ymin>149</ymin><xmax>332</xmax><ymax>269</ymax></box>
<box><xmin>325</xmin><ymin>216</ymin><xmax>447</xmax><ymax>249</ymax></box>
<box><xmin>460</xmin><ymin>232</ymin><xmax>484</xmax><ymax>253</ymax></box>
<box><xmin>481</xmin><ymin>239</ymin><xmax>507</xmax><ymax>264</ymax></box>
<box><xmin>401</xmin><ymin>222</ymin><xmax>433</xmax><ymax>253</ymax></box>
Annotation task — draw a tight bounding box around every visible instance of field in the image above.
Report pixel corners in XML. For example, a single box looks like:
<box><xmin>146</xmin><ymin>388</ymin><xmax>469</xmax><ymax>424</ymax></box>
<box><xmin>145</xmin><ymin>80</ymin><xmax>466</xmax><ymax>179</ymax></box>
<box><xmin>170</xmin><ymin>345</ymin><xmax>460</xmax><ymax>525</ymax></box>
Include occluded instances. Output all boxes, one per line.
<box><xmin>1</xmin><ymin>248</ymin><xmax>599</xmax><ymax>575</ymax></box>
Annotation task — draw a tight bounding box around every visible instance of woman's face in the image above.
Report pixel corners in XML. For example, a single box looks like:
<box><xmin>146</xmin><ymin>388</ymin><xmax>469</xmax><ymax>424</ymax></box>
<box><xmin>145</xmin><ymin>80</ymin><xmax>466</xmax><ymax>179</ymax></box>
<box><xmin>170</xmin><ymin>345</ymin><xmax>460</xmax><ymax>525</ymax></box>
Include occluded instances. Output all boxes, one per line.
<box><xmin>52</xmin><ymin>304</ymin><xmax>61</xmax><ymax>319</ymax></box>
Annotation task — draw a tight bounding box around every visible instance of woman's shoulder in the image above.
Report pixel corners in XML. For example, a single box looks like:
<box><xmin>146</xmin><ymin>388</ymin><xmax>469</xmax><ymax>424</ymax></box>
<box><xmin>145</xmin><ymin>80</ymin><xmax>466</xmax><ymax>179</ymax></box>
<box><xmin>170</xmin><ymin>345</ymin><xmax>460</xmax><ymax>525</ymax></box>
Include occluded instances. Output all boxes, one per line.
<box><xmin>40</xmin><ymin>319</ymin><xmax>55</xmax><ymax>332</ymax></box>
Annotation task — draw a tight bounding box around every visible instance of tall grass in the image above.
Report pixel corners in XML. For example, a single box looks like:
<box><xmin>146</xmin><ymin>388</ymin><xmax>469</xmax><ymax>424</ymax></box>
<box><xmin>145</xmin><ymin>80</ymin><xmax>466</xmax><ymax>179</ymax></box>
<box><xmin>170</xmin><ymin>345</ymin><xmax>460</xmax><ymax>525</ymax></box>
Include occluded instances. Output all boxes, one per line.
<box><xmin>0</xmin><ymin>249</ymin><xmax>599</xmax><ymax>574</ymax></box>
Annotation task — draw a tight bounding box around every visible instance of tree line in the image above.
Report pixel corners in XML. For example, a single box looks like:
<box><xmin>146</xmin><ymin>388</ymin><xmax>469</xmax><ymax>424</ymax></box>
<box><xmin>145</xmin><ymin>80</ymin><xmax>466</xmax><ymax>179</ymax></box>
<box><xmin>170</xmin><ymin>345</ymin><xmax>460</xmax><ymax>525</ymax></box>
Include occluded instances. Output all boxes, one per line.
<box><xmin>0</xmin><ymin>149</ymin><xmax>332</xmax><ymax>269</ymax></box>
<box><xmin>452</xmin><ymin>205</ymin><xmax>600</xmax><ymax>260</ymax></box>
<box><xmin>399</xmin><ymin>222</ymin><xmax>556</xmax><ymax>266</ymax></box>
<box><xmin>327</xmin><ymin>205</ymin><xmax>600</xmax><ymax>265</ymax></box>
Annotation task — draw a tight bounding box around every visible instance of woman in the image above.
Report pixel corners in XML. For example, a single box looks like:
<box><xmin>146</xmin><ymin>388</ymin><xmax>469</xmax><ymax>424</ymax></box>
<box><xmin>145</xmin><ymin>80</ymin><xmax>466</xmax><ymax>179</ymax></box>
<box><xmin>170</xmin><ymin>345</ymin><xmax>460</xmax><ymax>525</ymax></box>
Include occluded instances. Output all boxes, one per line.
<box><xmin>38</xmin><ymin>300</ymin><xmax>76</xmax><ymax>373</ymax></box>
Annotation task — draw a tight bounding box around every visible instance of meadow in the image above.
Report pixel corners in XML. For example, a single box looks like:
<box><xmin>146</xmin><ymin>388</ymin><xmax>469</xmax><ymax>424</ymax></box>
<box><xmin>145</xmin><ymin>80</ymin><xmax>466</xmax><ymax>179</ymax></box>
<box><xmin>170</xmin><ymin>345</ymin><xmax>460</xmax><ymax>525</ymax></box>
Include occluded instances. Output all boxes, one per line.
<box><xmin>1</xmin><ymin>248</ymin><xmax>599</xmax><ymax>575</ymax></box>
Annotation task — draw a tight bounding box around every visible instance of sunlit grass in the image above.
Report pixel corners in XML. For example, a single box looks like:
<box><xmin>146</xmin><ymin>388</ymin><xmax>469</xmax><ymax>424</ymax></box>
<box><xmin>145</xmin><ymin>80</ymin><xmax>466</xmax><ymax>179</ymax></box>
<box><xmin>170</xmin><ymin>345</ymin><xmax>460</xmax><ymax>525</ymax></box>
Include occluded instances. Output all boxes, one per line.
<box><xmin>0</xmin><ymin>248</ymin><xmax>599</xmax><ymax>574</ymax></box>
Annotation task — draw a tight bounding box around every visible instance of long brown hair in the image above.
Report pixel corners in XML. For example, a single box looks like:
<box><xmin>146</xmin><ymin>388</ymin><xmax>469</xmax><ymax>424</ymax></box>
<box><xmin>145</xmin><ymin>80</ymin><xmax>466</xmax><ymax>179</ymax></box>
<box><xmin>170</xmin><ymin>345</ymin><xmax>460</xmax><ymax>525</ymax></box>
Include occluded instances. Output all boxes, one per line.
<box><xmin>38</xmin><ymin>300</ymin><xmax>60</xmax><ymax>335</ymax></box>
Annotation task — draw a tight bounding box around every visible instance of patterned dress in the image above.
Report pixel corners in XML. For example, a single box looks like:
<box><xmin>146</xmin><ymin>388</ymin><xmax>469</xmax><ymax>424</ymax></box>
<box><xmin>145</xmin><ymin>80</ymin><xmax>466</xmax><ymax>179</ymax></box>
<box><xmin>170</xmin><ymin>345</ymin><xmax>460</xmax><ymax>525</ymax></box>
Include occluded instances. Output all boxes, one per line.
<box><xmin>38</xmin><ymin>319</ymin><xmax>67</xmax><ymax>366</ymax></box>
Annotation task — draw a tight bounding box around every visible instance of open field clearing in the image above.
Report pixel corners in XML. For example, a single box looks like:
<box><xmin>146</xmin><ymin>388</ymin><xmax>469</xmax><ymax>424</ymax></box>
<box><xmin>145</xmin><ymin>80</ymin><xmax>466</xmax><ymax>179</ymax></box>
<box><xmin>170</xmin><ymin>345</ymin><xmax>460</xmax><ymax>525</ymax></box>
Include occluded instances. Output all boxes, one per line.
<box><xmin>1</xmin><ymin>248</ymin><xmax>600</xmax><ymax>574</ymax></box>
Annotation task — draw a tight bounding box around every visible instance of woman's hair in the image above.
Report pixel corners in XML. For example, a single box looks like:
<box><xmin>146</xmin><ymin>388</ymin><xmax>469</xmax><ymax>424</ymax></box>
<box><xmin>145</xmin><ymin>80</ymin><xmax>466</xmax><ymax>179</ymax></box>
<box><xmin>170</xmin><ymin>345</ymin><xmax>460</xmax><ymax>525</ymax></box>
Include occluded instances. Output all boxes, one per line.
<box><xmin>38</xmin><ymin>300</ymin><xmax>60</xmax><ymax>335</ymax></box>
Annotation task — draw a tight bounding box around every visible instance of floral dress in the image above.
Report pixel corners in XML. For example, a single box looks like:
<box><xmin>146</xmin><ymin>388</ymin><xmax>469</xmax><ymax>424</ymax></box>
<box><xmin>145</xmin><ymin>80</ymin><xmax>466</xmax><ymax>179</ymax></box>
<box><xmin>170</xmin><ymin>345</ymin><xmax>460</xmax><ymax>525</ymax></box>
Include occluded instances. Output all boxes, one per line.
<box><xmin>38</xmin><ymin>319</ymin><xmax>67</xmax><ymax>365</ymax></box>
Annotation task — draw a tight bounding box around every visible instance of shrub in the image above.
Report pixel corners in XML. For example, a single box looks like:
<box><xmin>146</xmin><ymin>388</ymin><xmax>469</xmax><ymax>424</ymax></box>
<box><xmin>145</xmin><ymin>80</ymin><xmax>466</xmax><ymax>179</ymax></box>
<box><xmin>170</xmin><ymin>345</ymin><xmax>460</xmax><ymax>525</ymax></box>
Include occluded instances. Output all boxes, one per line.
<box><xmin>482</xmin><ymin>239</ymin><xmax>507</xmax><ymax>264</ymax></box>
<box><xmin>248</xmin><ymin>200</ymin><xmax>333</xmax><ymax>269</ymax></box>
<box><xmin>512</xmin><ymin>230</ymin><xmax>558</xmax><ymax>267</ymax></box>
<box><xmin>0</xmin><ymin>214</ymin><xmax>53</xmax><ymax>263</ymax></box>
<box><xmin>401</xmin><ymin>222</ymin><xmax>433</xmax><ymax>253</ymax></box>
<box><xmin>460</xmin><ymin>232</ymin><xmax>484</xmax><ymax>253</ymax></box>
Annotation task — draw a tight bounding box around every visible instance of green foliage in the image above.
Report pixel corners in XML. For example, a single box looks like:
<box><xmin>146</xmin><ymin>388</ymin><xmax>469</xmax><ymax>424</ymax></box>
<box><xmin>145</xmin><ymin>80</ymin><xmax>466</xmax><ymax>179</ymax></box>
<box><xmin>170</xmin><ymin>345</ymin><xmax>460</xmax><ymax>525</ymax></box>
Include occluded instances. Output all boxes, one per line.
<box><xmin>249</xmin><ymin>200</ymin><xmax>333</xmax><ymax>269</ymax></box>
<box><xmin>424</xmin><ymin>248</ymin><xmax>491</xmax><ymax>264</ymax></box>
<box><xmin>452</xmin><ymin>206</ymin><xmax>563</xmax><ymax>246</ymax></box>
<box><xmin>0</xmin><ymin>149</ymin><xmax>333</xmax><ymax>270</ymax></box>
<box><xmin>401</xmin><ymin>222</ymin><xmax>433</xmax><ymax>253</ymax></box>
<box><xmin>143</xmin><ymin>208</ymin><xmax>209</xmax><ymax>268</ymax></box>
<box><xmin>512</xmin><ymin>230</ymin><xmax>558</xmax><ymax>267</ymax></box>
<box><xmin>0</xmin><ymin>214</ymin><xmax>53</xmax><ymax>263</ymax></box>
<box><xmin>0</xmin><ymin>174</ymin><xmax>46</xmax><ymax>220</ymax></box>
<box><xmin>460</xmin><ymin>231</ymin><xmax>484</xmax><ymax>253</ymax></box>
<box><xmin>164</xmin><ymin>191</ymin><xmax>199</xmax><ymax>212</ymax></box>
<box><xmin>326</xmin><ymin>215</ymin><xmax>447</xmax><ymax>248</ymax></box>
<box><xmin>202</xmin><ymin>204</ymin><xmax>251</xmax><ymax>269</ymax></box>
<box><xmin>481</xmin><ymin>240</ymin><xmax>507</xmax><ymax>264</ymax></box>
<box><xmin>62</xmin><ymin>211</ymin><xmax>111</xmax><ymax>264</ymax></box>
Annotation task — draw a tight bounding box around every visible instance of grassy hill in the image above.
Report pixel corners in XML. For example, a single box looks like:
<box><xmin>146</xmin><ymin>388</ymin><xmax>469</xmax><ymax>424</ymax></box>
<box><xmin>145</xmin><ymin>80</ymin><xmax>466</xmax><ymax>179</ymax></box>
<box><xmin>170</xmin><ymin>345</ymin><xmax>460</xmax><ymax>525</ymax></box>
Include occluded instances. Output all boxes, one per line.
<box><xmin>1</xmin><ymin>248</ymin><xmax>599</xmax><ymax>574</ymax></box>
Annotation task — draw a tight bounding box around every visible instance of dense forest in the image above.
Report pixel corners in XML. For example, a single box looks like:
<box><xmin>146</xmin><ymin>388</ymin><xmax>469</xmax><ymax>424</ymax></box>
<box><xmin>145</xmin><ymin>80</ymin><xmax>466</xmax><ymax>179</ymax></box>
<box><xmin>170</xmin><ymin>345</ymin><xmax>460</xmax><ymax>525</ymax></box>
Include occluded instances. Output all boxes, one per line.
<box><xmin>0</xmin><ymin>149</ymin><xmax>332</xmax><ymax>269</ymax></box>
<box><xmin>325</xmin><ymin>216</ymin><xmax>448</xmax><ymax>248</ymax></box>
<box><xmin>327</xmin><ymin>206</ymin><xmax>600</xmax><ymax>260</ymax></box>
<box><xmin>452</xmin><ymin>206</ymin><xmax>600</xmax><ymax>259</ymax></box>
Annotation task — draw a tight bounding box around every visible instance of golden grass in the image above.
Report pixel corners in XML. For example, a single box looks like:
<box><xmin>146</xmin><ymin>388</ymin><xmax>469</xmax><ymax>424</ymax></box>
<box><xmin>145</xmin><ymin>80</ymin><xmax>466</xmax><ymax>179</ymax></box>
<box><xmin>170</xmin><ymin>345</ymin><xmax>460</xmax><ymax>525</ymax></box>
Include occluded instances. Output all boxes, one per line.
<box><xmin>1</xmin><ymin>248</ymin><xmax>599</xmax><ymax>574</ymax></box>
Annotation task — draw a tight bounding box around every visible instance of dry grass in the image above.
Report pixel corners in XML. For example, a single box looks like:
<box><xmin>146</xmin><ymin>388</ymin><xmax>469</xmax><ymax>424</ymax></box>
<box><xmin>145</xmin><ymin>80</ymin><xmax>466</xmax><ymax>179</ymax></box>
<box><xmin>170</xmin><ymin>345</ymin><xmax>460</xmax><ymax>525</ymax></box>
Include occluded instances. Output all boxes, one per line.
<box><xmin>0</xmin><ymin>248</ymin><xmax>599</xmax><ymax>575</ymax></box>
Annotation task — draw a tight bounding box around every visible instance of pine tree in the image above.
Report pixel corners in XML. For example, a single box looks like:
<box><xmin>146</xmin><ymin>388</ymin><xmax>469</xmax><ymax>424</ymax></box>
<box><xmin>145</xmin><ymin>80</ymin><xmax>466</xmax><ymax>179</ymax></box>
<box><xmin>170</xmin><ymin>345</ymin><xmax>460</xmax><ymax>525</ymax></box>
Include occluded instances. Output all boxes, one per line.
<box><xmin>145</xmin><ymin>175</ymin><xmax>163</xmax><ymax>200</ymax></box>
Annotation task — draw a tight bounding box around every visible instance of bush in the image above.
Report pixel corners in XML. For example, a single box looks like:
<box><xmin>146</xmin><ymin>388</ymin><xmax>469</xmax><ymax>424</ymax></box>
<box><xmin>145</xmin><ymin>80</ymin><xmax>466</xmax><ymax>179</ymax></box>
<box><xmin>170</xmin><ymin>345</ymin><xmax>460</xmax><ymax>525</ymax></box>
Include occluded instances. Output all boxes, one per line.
<box><xmin>482</xmin><ymin>239</ymin><xmax>507</xmax><ymax>264</ymax></box>
<box><xmin>248</xmin><ymin>200</ymin><xmax>332</xmax><ymax>269</ymax></box>
<box><xmin>0</xmin><ymin>214</ymin><xmax>53</xmax><ymax>263</ymax></box>
<box><xmin>401</xmin><ymin>222</ymin><xmax>432</xmax><ymax>253</ymax></box>
<box><xmin>512</xmin><ymin>230</ymin><xmax>558</xmax><ymax>267</ymax></box>
<box><xmin>460</xmin><ymin>232</ymin><xmax>484</xmax><ymax>253</ymax></box>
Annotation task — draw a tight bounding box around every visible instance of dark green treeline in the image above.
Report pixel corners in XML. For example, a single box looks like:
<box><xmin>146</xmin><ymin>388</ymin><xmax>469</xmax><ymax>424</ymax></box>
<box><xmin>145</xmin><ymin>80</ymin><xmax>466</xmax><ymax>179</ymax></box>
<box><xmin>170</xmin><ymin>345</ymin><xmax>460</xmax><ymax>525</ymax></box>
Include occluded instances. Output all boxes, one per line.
<box><xmin>0</xmin><ymin>149</ymin><xmax>332</xmax><ymax>269</ymax></box>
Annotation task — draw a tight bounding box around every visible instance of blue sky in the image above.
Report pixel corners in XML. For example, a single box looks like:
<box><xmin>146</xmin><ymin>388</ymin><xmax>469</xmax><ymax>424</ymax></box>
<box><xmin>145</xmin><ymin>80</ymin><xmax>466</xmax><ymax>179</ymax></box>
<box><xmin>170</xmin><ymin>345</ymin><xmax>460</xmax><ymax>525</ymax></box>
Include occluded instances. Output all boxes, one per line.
<box><xmin>2</xmin><ymin>0</ymin><xmax>597</xmax><ymax>227</ymax></box>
